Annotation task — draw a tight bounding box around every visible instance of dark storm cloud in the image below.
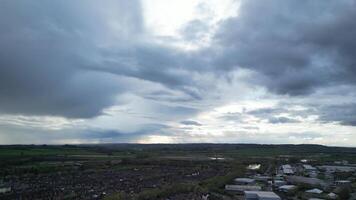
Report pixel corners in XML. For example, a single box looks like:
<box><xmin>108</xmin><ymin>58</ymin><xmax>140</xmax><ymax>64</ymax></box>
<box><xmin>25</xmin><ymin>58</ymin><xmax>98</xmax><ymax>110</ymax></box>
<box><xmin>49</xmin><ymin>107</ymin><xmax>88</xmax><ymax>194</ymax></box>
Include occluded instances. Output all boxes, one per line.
<box><xmin>91</xmin><ymin>44</ymin><xmax>205</xmax><ymax>100</ymax></box>
<box><xmin>0</xmin><ymin>0</ymin><xmax>212</xmax><ymax>120</ymax></box>
<box><xmin>0</xmin><ymin>0</ymin><xmax>144</xmax><ymax>118</ymax></box>
<box><xmin>246</xmin><ymin>107</ymin><xmax>308</xmax><ymax>123</ymax></box>
<box><xmin>214</xmin><ymin>0</ymin><xmax>356</xmax><ymax>95</ymax></box>
<box><xmin>246</xmin><ymin>102</ymin><xmax>356</xmax><ymax>126</ymax></box>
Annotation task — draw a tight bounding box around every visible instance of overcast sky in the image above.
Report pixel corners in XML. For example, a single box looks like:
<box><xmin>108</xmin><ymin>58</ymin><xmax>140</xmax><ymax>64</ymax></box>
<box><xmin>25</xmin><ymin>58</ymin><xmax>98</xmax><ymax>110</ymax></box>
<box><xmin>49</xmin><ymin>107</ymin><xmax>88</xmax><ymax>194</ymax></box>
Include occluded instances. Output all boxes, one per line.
<box><xmin>1</xmin><ymin>0</ymin><xmax>356</xmax><ymax>146</ymax></box>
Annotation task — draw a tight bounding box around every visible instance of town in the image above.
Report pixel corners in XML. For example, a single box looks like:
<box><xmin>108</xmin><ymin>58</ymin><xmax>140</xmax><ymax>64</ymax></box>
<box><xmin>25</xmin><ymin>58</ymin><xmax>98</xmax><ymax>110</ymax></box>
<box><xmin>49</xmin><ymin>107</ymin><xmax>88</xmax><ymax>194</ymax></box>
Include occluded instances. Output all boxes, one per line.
<box><xmin>1</xmin><ymin>144</ymin><xmax>356</xmax><ymax>200</ymax></box>
<box><xmin>225</xmin><ymin>160</ymin><xmax>356</xmax><ymax>199</ymax></box>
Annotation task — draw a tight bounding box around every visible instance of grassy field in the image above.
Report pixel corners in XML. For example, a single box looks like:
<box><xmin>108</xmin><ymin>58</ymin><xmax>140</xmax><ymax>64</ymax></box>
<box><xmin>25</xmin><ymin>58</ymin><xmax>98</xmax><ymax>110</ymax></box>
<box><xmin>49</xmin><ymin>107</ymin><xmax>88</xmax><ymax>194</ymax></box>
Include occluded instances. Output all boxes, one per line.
<box><xmin>2</xmin><ymin>143</ymin><xmax>356</xmax><ymax>161</ymax></box>
<box><xmin>0</xmin><ymin>145</ymin><xmax>103</xmax><ymax>156</ymax></box>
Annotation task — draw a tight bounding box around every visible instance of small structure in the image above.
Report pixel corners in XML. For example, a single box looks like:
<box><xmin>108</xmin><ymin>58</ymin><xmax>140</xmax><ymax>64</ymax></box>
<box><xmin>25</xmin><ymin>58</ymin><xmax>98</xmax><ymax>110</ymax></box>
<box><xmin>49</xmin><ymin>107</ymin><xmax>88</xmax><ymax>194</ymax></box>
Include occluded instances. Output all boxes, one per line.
<box><xmin>244</xmin><ymin>191</ymin><xmax>281</xmax><ymax>200</ymax></box>
<box><xmin>317</xmin><ymin>165</ymin><xmax>356</xmax><ymax>173</ymax></box>
<box><xmin>247</xmin><ymin>164</ymin><xmax>261</xmax><ymax>170</ymax></box>
<box><xmin>268</xmin><ymin>180</ymin><xmax>286</xmax><ymax>187</ymax></box>
<box><xmin>334</xmin><ymin>160</ymin><xmax>348</xmax><ymax>165</ymax></box>
<box><xmin>308</xmin><ymin>171</ymin><xmax>318</xmax><ymax>178</ymax></box>
<box><xmin>0</xmin><ymin>185</ymin><xmax>11</xmax><ymax>194</ymax></box>
<box><xmin>225</xmin><ymin>185</ymin><xmax>261</xmax><ymax>193</ymax></box>
<box><xmin>327</xmin><ymin>192</ymin><xmax>337</xmax><ymax>199</ymax></box>
<box><xmin>253</xmin><ymin>175</ymin><xmax>271</xmax><ymax>182</ymax></box>
<box><xmin>278</xmin><ymin>185</ymin><xmax>296</xmax><ymax>192</ymax></box>
<box><xmin>274</xmin><ymin>175</ymin><xmax>284</xmax><ymax>181</ymax></box>
<box><xmin>281</xmin><ymin>164</ymin><xmax>294</xmax><ymax>175</ymax></box>
<box><xmin>303</xmin><ymin>165</ymin><xmax>317</xmax><ymax>172</ymax></box>
<box><xmin>303</xmin><ymin>164</ymin><xmax>318</xmax><ymax>178</ymax></box>
<box><xmin>285</xmin><ymin>176</ymin><xmax>326</xmax><ymax>187</ymax></box>
<box><xmin>334</xmin><ymin>180</ymin><xmax>351</xmax><ymax>186</ymax></box>
<box><xmin>306</xmin><ymin>188</ymin><xmax>323</xmax><ymax>194</ymax></box>
<box><xmin>234</xmin><ymin>178</ymin><xmax>256</xmax><ymax>185</ymax></box>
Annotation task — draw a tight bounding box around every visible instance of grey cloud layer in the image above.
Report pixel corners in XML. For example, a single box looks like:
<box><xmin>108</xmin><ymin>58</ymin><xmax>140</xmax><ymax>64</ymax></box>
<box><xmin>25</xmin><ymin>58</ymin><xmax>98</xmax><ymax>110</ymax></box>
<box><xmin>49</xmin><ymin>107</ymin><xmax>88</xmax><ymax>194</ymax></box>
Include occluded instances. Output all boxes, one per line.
<box><xmin>1</xmin><ymin>0</ymin><xmax>356</xmax><ymax>143</ymax></box>
<box><xmin>0</xmin><ymin>0</ymin><xmax>142</xmax><ymax>118</ymax></box>
<box><xmin>214</xmin><ymin>0</ymin><xmax>356</xmax><ymax>95</ymax></box>
<box><xmin>317</xmin><ymin>103</ymin><xmax>356</xmax><ymax>126</ymax></box>
<box><xmin>0</xmin><ymin>0</ymin><xmax>211</xmax><ymax>119</ymax></box>
<box><xmin>180</xmin><ymin>120</ymin><xmax>203</xmax><ymax>126</ymax></box>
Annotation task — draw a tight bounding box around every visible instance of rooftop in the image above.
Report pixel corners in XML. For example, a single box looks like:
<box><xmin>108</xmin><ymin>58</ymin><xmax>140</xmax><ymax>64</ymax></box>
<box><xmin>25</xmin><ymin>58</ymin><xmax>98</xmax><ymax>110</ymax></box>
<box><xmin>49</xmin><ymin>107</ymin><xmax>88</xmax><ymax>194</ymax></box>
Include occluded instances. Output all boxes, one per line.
<box><xmin>286</xmin><ymin>176</ymin><xmax>325</xmax><ymax>186</ymax></box>
<box><xmin>282</xmin><ymin>164</ymin><xmax>292</xmax><ymax>169</ymax></box>
<box><xmin>303</xmin><ymin>164</ymin><xmax>317</xmax><ymax>170</ymax></box>
<box><xmin>306</xmin><ymin>188</ymin><xmax>323</xmax><ymax>194</ymax></box>
<box><xmin>225</xmin><ymin>185</ymin><xmax>261</xmax><ymax>191</ymax></box>
<box><xmin>234</xmin><ymin>178</ymin><xmax>255</xmax><ymax>183</ymax></box>
<box><xmin>318</xmin><ymin>165</ymin><xmax>356</xmax><ymax>172</ymax></box>
<box><xmin>245</xmin><ymin>191</ymin><xmax>281</xmax><ymax>199</ymax></box>
<box><xmin>283</xmin><ymin>168</ymin><xmax>294</xmax><ymax>174</ymax></box>
<box><xmin>279</xmin><ymin>185</ymin><xmax>296</xmax><ymax>190</ymax></box>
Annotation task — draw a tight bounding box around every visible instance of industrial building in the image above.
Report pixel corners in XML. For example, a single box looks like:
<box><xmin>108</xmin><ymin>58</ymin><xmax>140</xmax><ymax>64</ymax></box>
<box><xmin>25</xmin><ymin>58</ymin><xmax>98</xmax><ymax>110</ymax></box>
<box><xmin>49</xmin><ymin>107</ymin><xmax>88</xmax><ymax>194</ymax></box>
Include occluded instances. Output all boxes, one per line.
<box><xmin>225</xmin><ymin>185</ymin><xmax>262</xmax><ymax>193</ymax></box>
<box><xmin>244</xmin><ymin>191</ymin><xmax>281</xmax><ymax>200</ymax></box>
<box><xmin>234</xmin><ymin>178</ymin><xmax>256</xmax><ymax>185</ymax></box>
<box><xmin>281</xmin><ymin>164</ymin><xmax>294</xmax><ymax>175</ymax></box>
<box><xmin>317</xmin><ymin>165</ymin><xmax>356</xmax><ymax>173</ymax></box>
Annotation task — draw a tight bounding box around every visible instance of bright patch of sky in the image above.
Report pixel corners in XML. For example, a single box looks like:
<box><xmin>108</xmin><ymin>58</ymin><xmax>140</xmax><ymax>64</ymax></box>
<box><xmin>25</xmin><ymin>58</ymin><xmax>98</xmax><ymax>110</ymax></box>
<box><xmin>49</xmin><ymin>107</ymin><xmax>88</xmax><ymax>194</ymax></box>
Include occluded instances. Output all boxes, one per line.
<box><xmin>142</xmin><ymin>0</ymin><xmax>239</xmax><ymax>49</ymax></box>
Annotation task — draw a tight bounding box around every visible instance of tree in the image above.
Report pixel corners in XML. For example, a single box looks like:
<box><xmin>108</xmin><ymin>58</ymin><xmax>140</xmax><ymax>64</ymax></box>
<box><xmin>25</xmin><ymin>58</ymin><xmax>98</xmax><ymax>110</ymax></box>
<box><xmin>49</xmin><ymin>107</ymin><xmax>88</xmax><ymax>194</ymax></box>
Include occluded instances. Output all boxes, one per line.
<box><xmin>338</xmin><ymin>187</ymin><xmax>350</xmax><ymax>200</ymax></box>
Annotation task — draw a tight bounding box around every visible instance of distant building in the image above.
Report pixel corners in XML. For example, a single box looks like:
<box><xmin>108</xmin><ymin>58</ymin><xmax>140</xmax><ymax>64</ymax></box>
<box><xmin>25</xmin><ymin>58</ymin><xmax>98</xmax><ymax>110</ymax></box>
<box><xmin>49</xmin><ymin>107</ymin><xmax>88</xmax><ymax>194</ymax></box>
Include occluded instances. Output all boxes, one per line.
<box><xmin>303</xmin><ymin>164</ymin><xmax>318</xmax><ymax>177</ymax></box>
<box><xmin>285</xmin><ymin>176</ymin><xmax>326</xmax><ymax>187</ymax></box>
<box><xmin>308</xmin><ymin>171</ymin><xmax>318</xmax><ymax>178</ymax></box>
<box><xmin>278</xmin><ymin>185</ymin><xmax>296</xmax><ymax>192</ymax></box>
<box><xmin>253</xmin><ymin>175</ymin><xmax>271</xmax><ymax>182</ymax></box>
<box><xmin>0</xmin><ymin>186</ymin><xmax>11</xmax><ymax>194</ymax></box>
<box><xmin>317</xmin><ymin>165</ymin><xmax>356</xmax><ymax>173</ymax></box>
<box><xmin>306</xmin><ymin>188</ymin><xmax>323</xmax><ymax>194</ymax></box>
<box><xmin>225</xmin><ymin>185</ymin><xmax>262</xmax><ymax>193</ymax></box>
<box><xmin>274</xmin><ymin>175</ymin><xmax>284</xmax><ymax>181</ymax></box>
<box><xmin>234</xmin><ymin>178</ymin><xmax>256</xmax><ymax>185</ymax></box>
<box><xmin>281</xmin><ymin>164</ymin><xmax>294</xmax><ymax>175</ymax></box>
<box><xmin>334</xmin><ymin>180</ymin><xmax>351</xmax><ymax>186</ymax></box>
<box><xmin>327</xmin><ymin>192</ymin><xmax>338</xmax><ymax>199</ymax></box>
<box><xmin>303</xmin><ymin>165</ymin><xmax>317</xmax><ymax>171</ymax></box>
<box><xmin>334</xmin><ymin>160</ymin><xmax>348</xmax><ymax>165</ymax></box>
<box><xmin>268</xmin><ymin>180</ymin><xmax>286</xmax><ymax>187</ymax></box>
<box><xmin>244</xmin><ymin>191</ymin><xmax>281</xmax><ymax>200</ymax></box>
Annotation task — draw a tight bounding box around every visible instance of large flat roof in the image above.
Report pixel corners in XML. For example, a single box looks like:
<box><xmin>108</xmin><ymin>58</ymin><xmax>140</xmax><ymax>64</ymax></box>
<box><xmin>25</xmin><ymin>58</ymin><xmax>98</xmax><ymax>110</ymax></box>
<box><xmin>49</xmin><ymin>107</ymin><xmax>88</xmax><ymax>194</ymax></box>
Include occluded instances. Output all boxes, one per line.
<box><xmin>303</xmin><ymin>164</ymin><xmax>317</xmax><ymax>170</ymax></box>
<box><xmin>282</xmin><ymin>164</ymin><xmax>292</xmax><ymax>169</ymax></box>
<box><xmin>286</xmin><ymin>176</ymin><xmax>325</xmax><ymax>186</ymax></box>
<box><xmin>245</xmin><ymin>191</ymin><xmax>281</xmax><ymax>198</ymax></box>
<box><xmin>225</xmin><ymin>185</ymin><xmax>261</xmax><ymax>191</ymax></box>
<box><xmin>234</xmin><ymin>178</ymin><xmax>255</xmax><ymax>183</ymax></box>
